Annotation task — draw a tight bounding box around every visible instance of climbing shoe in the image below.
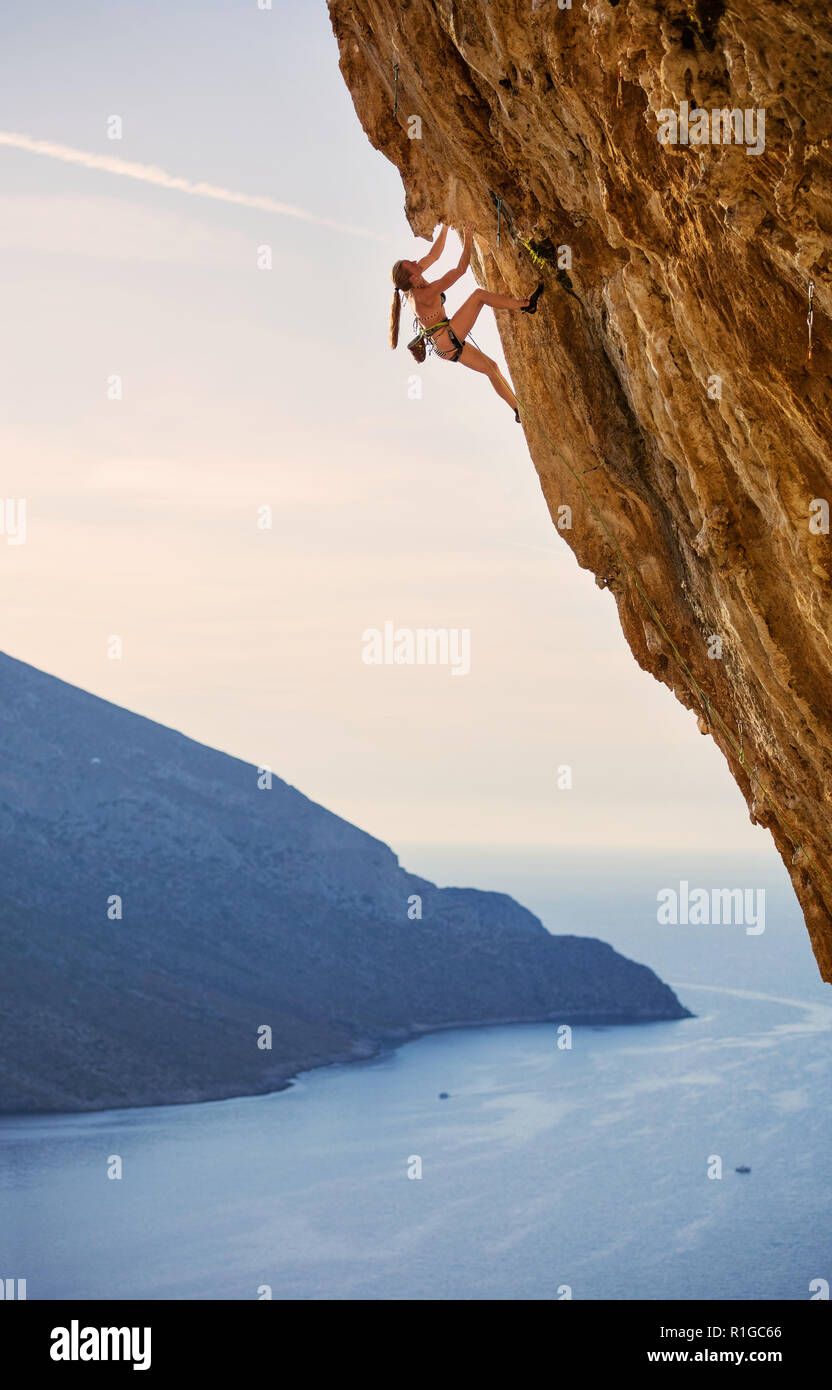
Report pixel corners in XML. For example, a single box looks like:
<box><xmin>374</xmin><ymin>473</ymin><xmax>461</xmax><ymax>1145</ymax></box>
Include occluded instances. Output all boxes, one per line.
<box><xmin>522</xmin><ymin>282</ymin><xmax>544</xmax><ymax>314</ymax></box>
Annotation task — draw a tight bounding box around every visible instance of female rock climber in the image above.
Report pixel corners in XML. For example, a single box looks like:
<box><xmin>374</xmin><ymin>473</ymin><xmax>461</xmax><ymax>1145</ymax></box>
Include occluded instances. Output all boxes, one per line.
<box><xmin>389</xmin><ymin>223</ymin><xmax>544</xmax><ymax>421</ymax></box>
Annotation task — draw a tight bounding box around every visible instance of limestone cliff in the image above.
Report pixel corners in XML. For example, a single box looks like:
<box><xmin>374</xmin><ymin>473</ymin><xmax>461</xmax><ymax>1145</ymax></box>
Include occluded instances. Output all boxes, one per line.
<box><xmin>327</xmin><ymin>0</ymin><xmax>832</xmax><ymax>980</ymax></box>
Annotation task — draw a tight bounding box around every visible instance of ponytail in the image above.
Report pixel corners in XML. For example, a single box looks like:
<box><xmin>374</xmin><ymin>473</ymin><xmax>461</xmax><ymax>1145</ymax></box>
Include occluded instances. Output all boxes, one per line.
<box><xmin>390</xmin><ymin>288</ymin><xmax>402</xmax><ymax>349</ymax></box>
<box><xmin>390</xmin><ymin>260</ymin><xmax>413</xmax><ymax>348</ymax></box>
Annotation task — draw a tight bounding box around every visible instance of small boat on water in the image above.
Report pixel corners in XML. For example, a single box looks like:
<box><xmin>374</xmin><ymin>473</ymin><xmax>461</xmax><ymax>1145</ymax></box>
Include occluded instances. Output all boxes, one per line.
<box><xmin>735</xmin><ymin>1165</ymin><xmax>751</xmax><ymax>1174</ymax></box>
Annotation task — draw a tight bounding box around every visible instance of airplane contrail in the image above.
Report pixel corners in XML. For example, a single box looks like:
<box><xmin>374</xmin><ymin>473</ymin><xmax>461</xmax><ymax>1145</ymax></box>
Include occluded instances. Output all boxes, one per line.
<box><xmin>0</xmin><ymin>131</ymin><xmax>386</xmax><ymax>241</ymax></box>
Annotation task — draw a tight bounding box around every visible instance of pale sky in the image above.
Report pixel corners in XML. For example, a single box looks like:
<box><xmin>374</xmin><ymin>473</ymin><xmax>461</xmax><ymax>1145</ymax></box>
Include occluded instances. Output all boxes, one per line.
<box><xmin>0</xmin><ymin>0</ymin><xmax>773</xmax><ymax>864</ymax></box>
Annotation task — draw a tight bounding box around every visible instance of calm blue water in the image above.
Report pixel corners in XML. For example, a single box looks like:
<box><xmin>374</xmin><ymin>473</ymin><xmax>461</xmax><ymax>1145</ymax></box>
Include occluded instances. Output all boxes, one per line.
<box><xmin>2</xmin><ymin>851</ymin><xmax>831</xmax><ymax>1300</ymax></box>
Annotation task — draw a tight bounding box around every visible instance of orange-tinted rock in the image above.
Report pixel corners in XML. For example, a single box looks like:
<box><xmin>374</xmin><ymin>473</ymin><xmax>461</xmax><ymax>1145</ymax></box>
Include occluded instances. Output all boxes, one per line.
<box><xmin>328</xmin><ymin>0</ymin><xmax>832</xmax><ymax>980</ymax></box>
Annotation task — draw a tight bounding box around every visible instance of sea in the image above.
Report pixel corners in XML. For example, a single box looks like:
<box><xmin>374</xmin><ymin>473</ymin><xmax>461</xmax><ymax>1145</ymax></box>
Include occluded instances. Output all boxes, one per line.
<box><xmin>2</xmin><ymin>849</ymin><xmax>831</xmax><ymax>1300</ymax></box>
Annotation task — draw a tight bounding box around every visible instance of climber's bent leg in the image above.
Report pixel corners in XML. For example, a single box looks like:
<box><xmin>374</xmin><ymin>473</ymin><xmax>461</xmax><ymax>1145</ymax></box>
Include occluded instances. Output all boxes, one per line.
<box><xmin>459</xmin><ymin>343</ymin><xmax>518</xmax><ymax>413</ymax></box>
<box><xmin>450</xmin><ymin>288</ymin><xmax>531</xmax><ymax>343</ymax></box>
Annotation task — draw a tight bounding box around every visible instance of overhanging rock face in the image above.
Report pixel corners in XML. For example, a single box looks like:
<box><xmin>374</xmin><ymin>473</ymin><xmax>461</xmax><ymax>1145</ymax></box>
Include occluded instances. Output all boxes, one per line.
<box><xmin>327</xmin><ymin>0</ymin><xmax>832</xmax><ymax>980</ymax></box>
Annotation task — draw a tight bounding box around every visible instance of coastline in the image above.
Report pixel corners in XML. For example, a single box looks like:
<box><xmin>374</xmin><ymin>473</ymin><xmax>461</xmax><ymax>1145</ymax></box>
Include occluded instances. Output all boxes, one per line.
<box><xmin>0</xmin><ymin>1002</ymin><xmax>694</xmax><ymax>1120</ymax></box>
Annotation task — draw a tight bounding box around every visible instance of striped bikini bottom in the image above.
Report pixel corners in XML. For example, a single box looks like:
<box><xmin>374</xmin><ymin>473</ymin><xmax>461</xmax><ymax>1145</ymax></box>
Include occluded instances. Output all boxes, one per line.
<box><xmin>421</xmin><ymin>319</ymin><xmax>465</xmax><ymax>363</ymax></box>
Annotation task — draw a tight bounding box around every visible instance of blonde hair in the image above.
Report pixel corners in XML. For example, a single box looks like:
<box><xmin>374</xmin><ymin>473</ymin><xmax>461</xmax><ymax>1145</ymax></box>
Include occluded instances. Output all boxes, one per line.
<box><xmin>390</xmin><ymin>259</ymin><xmax>412</xmax><ymax>348</ymax></box>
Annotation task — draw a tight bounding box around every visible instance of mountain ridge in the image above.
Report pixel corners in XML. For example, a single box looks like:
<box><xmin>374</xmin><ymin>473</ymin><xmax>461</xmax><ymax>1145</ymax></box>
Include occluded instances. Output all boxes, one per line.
<box><xmin>0</xmin><ymin>650</ymin><xmax>690</xmax><ymax>1114</ymax></box>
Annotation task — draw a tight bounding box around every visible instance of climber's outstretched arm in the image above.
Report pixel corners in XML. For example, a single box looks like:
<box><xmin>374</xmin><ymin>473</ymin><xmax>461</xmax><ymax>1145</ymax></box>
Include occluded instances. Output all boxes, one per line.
<box><xmin>431</xmin><ymin>227</ymin><xmax>473</xmax><ymax>293</ymax></box>
<box><xmin>416</xmin><ymin>224</ymin><xmax>448</xmax><ymax>271</ymax></box>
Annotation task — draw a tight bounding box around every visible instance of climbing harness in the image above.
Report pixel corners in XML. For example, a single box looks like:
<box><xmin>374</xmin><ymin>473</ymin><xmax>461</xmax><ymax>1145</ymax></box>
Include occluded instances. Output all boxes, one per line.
<box><xmin>408</xmin><ymin>317</ymin><xmax>465</xmax><ymax>363</ymax></box>
<box><xmin>429</xmin><ymin>322</ymin><xmax>466</xmax><ymax>361</ymax></box>
<box><xmin>407</xmin><ymin>291</ymin><xmax>466</xmax><ymax>363</ymax></box>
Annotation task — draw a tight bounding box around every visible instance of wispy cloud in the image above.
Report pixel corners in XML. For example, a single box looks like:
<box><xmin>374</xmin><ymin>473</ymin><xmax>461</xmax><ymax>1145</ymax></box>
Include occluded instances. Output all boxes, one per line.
<box><xmin>0</xmin><ymin>131</ymin><xmax>385</xmax><ymax>240</ymax></box>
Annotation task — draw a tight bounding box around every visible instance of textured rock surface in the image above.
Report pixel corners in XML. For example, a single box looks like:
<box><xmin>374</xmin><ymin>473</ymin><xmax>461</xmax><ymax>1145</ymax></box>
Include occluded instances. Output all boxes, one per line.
<box><xmin>0</xmin><ymin>652</ymin><xmax>689</xmax><ymax>1113</ymax></box>
<box><xmin>328</xmin><ymin>0</ymin><xmax>832</xmax><ymax>980</ymax></box>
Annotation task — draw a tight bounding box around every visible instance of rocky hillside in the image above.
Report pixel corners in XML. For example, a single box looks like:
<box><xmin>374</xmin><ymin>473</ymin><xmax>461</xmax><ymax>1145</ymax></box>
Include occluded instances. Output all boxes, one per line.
<box><xmin>0</xmin><ymin>652</ymin><xmax>688</xmax><ymax>1113</ymax></box>
<box><xmin>327</xmin><ymin>0</ymin><xmax>832</xmax><ymax>981</ymax></box>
